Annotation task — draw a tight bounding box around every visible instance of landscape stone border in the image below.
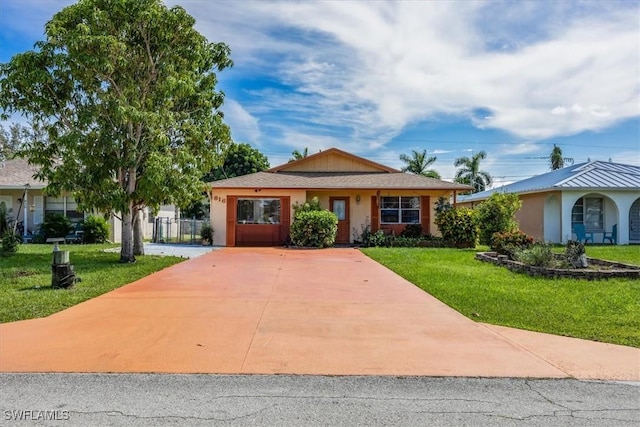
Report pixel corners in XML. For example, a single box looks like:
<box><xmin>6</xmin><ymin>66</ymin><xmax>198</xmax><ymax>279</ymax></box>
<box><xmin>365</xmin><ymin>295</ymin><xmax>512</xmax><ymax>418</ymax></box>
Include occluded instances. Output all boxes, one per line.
<box><xmin>476</xmin><ymin>252</ymin><xmax>640</xmax><ymax>280</ymax></box>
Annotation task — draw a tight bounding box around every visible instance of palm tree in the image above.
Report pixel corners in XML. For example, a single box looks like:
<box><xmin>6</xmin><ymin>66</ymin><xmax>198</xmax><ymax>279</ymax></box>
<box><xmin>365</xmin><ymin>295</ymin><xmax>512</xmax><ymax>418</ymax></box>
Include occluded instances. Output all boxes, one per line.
<box><xmin>289</xmin><ymin>147</ymin><xmax>309</xmax><ymax>162</ymax></box>
<box><xmin>454</xmin><ymin>151</ymin><xmax>492</xmax><ymax>193</ymax></box>
<box><xmin>550</xmin><ymin>144</ymin><xmax>574</xmax><ymax>170</ymax></box>
<box><xmin>399</xmin><ymin>149</ymin><xmax>441</xmax><ymax>179</ymax></box>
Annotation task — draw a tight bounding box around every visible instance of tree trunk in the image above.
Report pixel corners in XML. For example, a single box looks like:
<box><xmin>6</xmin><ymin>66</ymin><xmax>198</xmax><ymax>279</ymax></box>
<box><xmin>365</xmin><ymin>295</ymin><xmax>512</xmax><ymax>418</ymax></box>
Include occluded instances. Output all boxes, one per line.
<box><xmin>120</xmin><ymin>202</ymin><xmax>136</xmax><ymax>263</ymax></box>
<box><xmin>133</xmin><ymin>206</ymin><xmax>145</xmax><ymax>256</ymax></box>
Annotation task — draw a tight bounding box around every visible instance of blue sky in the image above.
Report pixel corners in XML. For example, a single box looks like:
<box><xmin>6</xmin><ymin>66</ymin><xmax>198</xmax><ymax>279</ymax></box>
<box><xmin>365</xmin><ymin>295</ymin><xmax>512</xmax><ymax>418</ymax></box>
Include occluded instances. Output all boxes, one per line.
<box><xmin>1</xmin><ymin>0</ymin><xmax>638</xmax><ymax>186</ymax></box>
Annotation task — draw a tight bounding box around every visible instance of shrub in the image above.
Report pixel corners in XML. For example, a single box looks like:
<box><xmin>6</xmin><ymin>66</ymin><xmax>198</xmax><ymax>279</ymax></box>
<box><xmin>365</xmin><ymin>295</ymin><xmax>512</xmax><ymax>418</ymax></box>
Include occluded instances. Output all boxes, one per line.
<box><xmin>200</xmin><ymin>223</ymin><xmax>214</xmax><ymax>245</ymax></box>
<box><xmin>389</xmin><ymin>236</ymin><xmax>423</xmax><ymax>247</ymax></box>
<box><xmin>81</xmin><ymin>215</ymin><xmax>110</xmax><ymax>243</ymax></box>
<box><xmin>400</xmin><ymin>224</ymin><xmax>422</xmax><ymax>238</ymax></box>
<box><xmin>476</xmin><ymin>193</ymin><xmax>522</xmax><ymax>245</ymax></box>
<box><xmin>290</xmin><ymin>210</ymin><xmax>338</xmax><ymax>248</ymax></box>
<box><xmin>41</xmin><ymin>213</ymin><xmax>73</xmax><ymax>239</ymax></box>
<box><xmin>565</xmin><ymin>240</ymin><xmax>587</xmax><ymax>268</ymax></box>
<box><xmin>514</xmin><ymin>241</ymin><xmax>554</xmax><ymax>267</ymax></box>
<box><xmin>292</xmin><ymin>196</ymin><xmax>323</xmax><ymax>215</ymax></box>
<box><xmin>434</xmin><ymin>206</ymin><xmax>478</xmax><ymax>248</ymax></box>
<box><xmin>491</xmin><ymin>230</ymin><xmax>534</xmax><ymax>258</ymax></box>
<box><xmin>352</xmin><ymin>218</ymin><xmax>372</xmax><ymax>244</ymax></box>
<box><xmin>0</xmin><ymin>229</ymin><xmax>20</xmax><ymax>256</ymax></box>
<box><xmin>365</xmin><ymin>230</ymin><xmax>389</xmax><ymax>247</ymax></box>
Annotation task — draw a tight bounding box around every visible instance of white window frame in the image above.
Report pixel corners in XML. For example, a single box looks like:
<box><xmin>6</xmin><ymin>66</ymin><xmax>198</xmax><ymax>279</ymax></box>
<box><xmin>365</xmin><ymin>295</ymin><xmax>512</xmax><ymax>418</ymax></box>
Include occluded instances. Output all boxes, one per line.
<box><xmin>380</xmin><ymin>196</ymin><xmax>420</xmax><ymax>224</ymax></box>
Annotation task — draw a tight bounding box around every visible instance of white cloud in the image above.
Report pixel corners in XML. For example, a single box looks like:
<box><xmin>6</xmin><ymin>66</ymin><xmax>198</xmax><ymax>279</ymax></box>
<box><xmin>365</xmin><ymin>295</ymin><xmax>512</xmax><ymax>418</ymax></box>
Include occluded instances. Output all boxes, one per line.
<box><xmin>176</xmin><ymin>0</ymin><xmax>638</xmax><ymax>146</ymax></box>
<box><xmin>222</xmin><ymin>99</ymin><xmax>261</xmax><ymax>145</ymax></box>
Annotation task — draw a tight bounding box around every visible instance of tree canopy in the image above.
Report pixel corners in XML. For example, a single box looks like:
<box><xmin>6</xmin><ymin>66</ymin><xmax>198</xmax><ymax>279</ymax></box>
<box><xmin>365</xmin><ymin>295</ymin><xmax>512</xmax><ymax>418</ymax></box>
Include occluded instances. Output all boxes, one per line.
<box><xmin>289</xmin><ymin>147</ymin><xmax>309</xmax><ymax>162</ymax></box>
<box><xmin>399</xmin><ymin>149</ymin><xmax>440</xmax><ymax>179</ymax></box>
<box><xmin>454</xmin><ymin>151</ymin><xmax>492</xmax><ymax>193</ymax></box>
<box><xmin>0</xmin><ymin>0</ymin><xmax>233</xmax><ymax>262</ymax></box>
<box><xmin>204</xmin><ymin>142</ymin><xmax>270</xmax><ymax>182</ymax></box>
<box><xmin>0</xmin><ymin>123</ymin><xmax>29</xmax><ymax>161</ymax></box>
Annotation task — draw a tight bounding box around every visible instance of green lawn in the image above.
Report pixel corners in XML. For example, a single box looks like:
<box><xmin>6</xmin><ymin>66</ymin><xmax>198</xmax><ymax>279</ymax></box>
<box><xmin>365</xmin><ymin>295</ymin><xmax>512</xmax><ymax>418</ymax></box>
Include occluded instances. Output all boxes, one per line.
<box><xmin>362</xmin><ymin>245</ymin><xmax>640</xmax><ymax>348</ymax></box>
<box><xmin>0</xmin><ymin>244</ymin><xmax>183</xmax><ymax>323</ymax></box>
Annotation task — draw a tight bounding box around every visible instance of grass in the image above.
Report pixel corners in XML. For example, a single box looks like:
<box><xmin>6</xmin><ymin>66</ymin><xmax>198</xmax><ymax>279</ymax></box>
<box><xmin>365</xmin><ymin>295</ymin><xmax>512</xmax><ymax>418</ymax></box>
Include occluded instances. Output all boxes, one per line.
<box><xmin>362</xmin><ymin>245</ymin><xmax>640</xmax><ymax>348</ymax></box>
<box><xmin>0</xmin><ymin>244</ymin><xmax>184</xmax><ymax>323</ymax></box>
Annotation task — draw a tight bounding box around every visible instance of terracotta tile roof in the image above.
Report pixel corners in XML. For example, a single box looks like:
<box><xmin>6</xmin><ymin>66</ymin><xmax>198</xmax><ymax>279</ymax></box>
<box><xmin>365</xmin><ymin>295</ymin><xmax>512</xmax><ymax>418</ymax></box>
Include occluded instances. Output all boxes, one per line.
<box><xmin>0</xmin><ymin>158</ymin><xmax>46</xmax><ymax>189</ymax></box>
<box><xmin>210</xmin><ymin>171</ymin><xmax>471</xmax><ymax>190</ymax></box>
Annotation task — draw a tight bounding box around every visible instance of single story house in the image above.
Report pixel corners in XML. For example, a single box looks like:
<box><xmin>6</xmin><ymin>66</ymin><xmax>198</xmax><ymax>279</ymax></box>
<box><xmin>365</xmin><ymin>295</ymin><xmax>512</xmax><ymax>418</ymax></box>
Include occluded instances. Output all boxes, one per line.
<box><xmin>208</xmin><ymin>148</ymin><xmax>471</xmax><ymax>246</ymax></box>
<box><xmin>0</xmin><ymin>158</ymin><xmax>173</xmax><ymax>243</ymax></box>
<box><xmin>458</xmin><ymin>161</ymin><xmax>640</xmax><ymax>245</ymax></box>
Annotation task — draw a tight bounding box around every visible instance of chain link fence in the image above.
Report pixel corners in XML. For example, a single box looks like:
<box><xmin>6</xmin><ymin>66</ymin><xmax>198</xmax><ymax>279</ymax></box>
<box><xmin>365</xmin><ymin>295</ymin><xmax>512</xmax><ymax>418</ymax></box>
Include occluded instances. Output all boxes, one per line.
<box><xmin>152</xmin><ymin>217</ymin><xmax>208</xmax><ymax>244</ymax></box>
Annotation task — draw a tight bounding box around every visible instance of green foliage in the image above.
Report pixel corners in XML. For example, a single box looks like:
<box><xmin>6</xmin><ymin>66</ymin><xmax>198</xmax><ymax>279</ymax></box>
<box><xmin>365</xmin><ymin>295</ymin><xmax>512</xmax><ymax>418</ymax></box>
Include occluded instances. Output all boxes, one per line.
<box><xmin>290</xmin><ymin>210</ymin><xmax>338</xmax><ymax>248</ymax></box>
<box><xmin>400</xmin><ymin>224</ymin><xmax>423</xmax><ymax>238</ymax></box>
<box><xmin>514</xmin><ymin>241</ymin><xmax>555</xmax><ymax>267</ymax></box>
<box><xmin>365</xmin><ymin>230</ymin><xmax>389</xmax><ymax>247</ymax></box>
<box><xmin>41</xmin><ymin>214</ymin><xmax>73</xmax><ymax>239</ymax></box>
<box><xmin>434</xmin><ymin>196</ymin><xmax>452</xmax><ymax>214</ymax></box>
<box><xmin>200</xmin><ymin>223</ymin><xmax>214</xmax><ymax>245</ymax></box>
<box><xmin>292</xmin><ymin>197</ymin><xmax>323</xmax><ymax>216</ymax></box>
<box><xmin>181</xmin><ymin>198</ymin><xmax>209</xmax><ymax>220</ymax></box>
<box><xmin>81</xmin><ymin>215</ymin><xmax>110</xmax><ymax>243</ymax></box>
<box><xmin>0</xmin><ymin>0</ymin><xmax>233</xmax><ymax>262</ymax></box>
<box><xmin>289</xmin><ymin>147</ymin><xmax>309</xmax><ymax>162</ymax></box>
<box><xmin>454</xmin><ymin>151</ymin><xmax>492</xmax><ymax>193</ymax></box>
<box><xmin>399</xmin><ymin>149</ymin><xmax>440</xmax><ymax>178</ymax></box>
<box><xmin>0</xmin><ymin>122</ymin><xmax>28</xmax><ymax>161</ymax></box>
<box><xmin>434</xmin><ymin>207</ymin><xmax>478</xmax><ymax>248</ymax></box>
<box><xmin>204</xmin><ymin>142</ymin><xmax>270</xmax><ymax>182</ymax></box>
<box><xmin>352</xmin><ymin>218</ymin><xmax>372</xmax><ymax>244</ymax></box>
<box><xmin>1</xmin><ymin>230</ymin><xmax>20</xmax><ymax>256</ymax></box>
<box><xmin>476</xmin><ymin>193</ymin><xmax>522</xmax><ymax>245</ymax></box>
<box><xmin>491</xmin><ymin>230</ymin><xmax>534</xmax><ymax>257</ymax></box>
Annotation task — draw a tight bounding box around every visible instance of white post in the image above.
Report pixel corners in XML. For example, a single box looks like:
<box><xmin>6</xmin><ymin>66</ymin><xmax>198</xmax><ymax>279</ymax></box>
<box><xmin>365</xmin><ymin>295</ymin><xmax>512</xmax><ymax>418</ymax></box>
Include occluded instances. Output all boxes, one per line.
<box><xmin>23</xmin><ymin>185</ymin><xmax>28</xmax><ymax>238</ymax></box>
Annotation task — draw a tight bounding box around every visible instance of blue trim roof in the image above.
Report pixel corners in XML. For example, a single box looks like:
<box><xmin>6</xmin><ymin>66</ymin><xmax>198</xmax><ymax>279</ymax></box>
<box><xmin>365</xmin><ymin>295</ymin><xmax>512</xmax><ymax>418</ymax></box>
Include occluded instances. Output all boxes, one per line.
<box><xmin>459</xmin><ymin>161</ymin><xmax>640</xmax><ymax>202</ymax></box>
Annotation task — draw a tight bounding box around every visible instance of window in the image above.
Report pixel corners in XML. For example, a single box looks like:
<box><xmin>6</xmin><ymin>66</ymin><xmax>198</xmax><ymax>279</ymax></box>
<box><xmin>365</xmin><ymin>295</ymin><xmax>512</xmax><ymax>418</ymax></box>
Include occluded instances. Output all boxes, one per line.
<box><xmin>571</xmin><ymin>197</ymin><xmax>604</xmax><ymax>231</ymax></box>
<box><xmin>237</xmin><ymin>198</ymin><xmax>281</xmax><ymax>224</ymax></box>
<box><xmin>45</xmin><ymin>196</ymin><xmax>83</xmax><ymax>223</ymax></box>
<box><xmin>380</xmin><ymin>196</ymin><xmax>420</xmax><ymax>224</ymax></box>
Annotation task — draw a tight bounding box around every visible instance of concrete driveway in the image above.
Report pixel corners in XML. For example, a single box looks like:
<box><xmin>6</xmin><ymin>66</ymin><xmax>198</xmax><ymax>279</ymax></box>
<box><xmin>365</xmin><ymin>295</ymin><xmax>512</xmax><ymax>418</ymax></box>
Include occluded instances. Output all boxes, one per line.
<box><xmin>0</xmin><ymin>248</ymin><xmax>637</xmax><ymax>379</ymax></box>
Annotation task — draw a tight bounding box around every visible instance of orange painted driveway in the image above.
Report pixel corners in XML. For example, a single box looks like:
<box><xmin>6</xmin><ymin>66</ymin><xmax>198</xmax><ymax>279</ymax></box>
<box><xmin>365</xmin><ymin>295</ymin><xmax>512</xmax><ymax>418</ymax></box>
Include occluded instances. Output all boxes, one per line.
<box><xmin>1</xmin><ymin>248</ymin><xmax>638</xmax><ymax>379</ymax></box>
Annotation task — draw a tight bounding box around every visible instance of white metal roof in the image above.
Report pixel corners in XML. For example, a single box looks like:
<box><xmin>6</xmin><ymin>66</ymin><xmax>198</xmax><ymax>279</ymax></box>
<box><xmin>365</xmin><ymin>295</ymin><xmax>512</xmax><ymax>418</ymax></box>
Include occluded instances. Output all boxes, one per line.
<box><xmin>459</xmin><ymin>161</ymin><xmax>640</xmax><ymax>203</ymax></box>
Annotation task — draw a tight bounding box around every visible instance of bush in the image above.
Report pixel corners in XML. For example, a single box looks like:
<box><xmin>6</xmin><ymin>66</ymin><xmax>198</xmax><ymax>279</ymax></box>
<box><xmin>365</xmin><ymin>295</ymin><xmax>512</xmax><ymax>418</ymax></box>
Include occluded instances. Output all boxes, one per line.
<box><xmin>81</xmin><ymin>215</ymin><xmax>110</xmax><ymax>243</ymax></box>
<box><xmin>491</xmin><ymin>230</ymin><xmax>534</xmax><ymax>258</ymax></box>
<box><xmin>434</xmin><ymin>206</ymin><xmax>478</xmax><ymax>248</ymax></box>
<box><xmin>476</xmin><ymin>193</ymin><xmax>522</xmax><ymax>245</ymax></box>
<box><xmin>400</xmin><ymin>224</ymin><xmax>422</xmax><ymax>238</ymax></box>
<box><xmin>41</xmin><ymin>213</ymin><xmax>73</xmax><ymax>239</ymax></box>
<box><xmin>0</xmin><ymin>229</ymin><xmax>20</xmax><ymax>256</ymax></box>
<box><xmin>514</xmin><ymin>241</ymin><xmax>554</xmax><ymax>267</ymax></box>
<box><xmin>292</xmin><ymin>197</ymin><xmax>323</xmax><ymax>215</ymax></box>
<box><xmin>200</xmin><ymin>223</ymin><xmax>214</xmax><ymax>245</ymax></box>
<box><xmin>289</xmin><ymin>210</ymin><xmax>338</xmax><ymax>248</ymax></box>
<box><xmin>365</xmin><ymin>230</ymin><xmax>389</xmax><ymax>247</ymax></box>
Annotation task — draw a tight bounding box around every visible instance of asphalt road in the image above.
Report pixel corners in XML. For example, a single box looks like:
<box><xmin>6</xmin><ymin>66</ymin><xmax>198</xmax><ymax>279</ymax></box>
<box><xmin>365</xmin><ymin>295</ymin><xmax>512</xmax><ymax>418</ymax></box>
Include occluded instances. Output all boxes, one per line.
<box><xmin>1</xmin><ymin>374</ymin><xmax>638</xmax><ymax>426</ymax></box>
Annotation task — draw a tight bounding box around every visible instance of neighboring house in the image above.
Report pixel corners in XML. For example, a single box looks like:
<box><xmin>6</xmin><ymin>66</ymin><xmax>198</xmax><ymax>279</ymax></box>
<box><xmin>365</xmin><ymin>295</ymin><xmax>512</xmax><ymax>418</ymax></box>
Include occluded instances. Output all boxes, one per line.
<box><xmin>0</xmin><ymin>158</ymin><xmax>169</xmax><ymax>243</ymax></box>
<box><xmin>458</xmin><ymin>161</ymin><xmax>640</xmax><ymax>245</ymax></box>
<box><xmin>208</xmin><ymin>148</ymin><xmax>471</xmax><ymax>246</ymax></box>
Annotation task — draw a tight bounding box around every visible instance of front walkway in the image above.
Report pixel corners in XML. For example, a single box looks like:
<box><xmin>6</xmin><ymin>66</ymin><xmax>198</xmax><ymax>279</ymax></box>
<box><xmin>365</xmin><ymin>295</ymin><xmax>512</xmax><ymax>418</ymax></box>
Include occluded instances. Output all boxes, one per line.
<box><xmin>0</xmin><ymin>248</ymin><xmax>637</xmax><ymax>379</ymax></box>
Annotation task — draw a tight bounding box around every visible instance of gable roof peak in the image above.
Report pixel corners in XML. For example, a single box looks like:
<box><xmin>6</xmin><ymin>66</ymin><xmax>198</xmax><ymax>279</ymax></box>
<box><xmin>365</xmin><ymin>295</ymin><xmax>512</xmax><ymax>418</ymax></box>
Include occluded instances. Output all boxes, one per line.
<box><xmin>268</xmin><ymin>147</ymin><xmax>400</xmax><ymax>173</ymax></box>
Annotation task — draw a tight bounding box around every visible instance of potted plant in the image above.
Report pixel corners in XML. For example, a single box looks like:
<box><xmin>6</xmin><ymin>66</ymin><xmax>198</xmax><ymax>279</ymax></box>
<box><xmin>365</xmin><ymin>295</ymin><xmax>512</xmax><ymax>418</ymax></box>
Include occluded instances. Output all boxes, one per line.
<box><xmin>200</xmin><ymin>223</ymin><xmax>214</xmax><ymax>246</ymax></box>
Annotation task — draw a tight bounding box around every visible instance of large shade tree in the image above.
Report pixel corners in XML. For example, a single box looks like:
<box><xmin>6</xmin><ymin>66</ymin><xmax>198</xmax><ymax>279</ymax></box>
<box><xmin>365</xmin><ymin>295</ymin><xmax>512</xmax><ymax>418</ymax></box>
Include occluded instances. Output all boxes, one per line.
<box><xmin>454</xmin><ymin>151</ymin><xmax>492</xmax><ymax>193</ymax></box>
<box><xmin>0</xmin><ymin>0</ymin><xmax>232</xmax><ymax>262</ymax></box>
<box><xmin>399</xmin><ymin>149</ymin><xmax>440</xmax><ymax>179</ymax></box>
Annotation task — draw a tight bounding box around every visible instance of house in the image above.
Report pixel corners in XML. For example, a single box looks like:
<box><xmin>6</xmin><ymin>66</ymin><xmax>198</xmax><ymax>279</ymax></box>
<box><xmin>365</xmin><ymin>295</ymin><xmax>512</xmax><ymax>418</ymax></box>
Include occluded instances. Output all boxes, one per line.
<box><xmin>208</xmin><ymin>148</ymin><xmax>472</xmax><ymax>246</ymax></box>
<box><xmin>0</xmin><ymin>158</ymin><xmax>173</xmax><ymax>243</ymax></box>
<box><xmin>458</xmin><ymin>161</ymin><xmax>640</xmax><ymax>245</ymax></box>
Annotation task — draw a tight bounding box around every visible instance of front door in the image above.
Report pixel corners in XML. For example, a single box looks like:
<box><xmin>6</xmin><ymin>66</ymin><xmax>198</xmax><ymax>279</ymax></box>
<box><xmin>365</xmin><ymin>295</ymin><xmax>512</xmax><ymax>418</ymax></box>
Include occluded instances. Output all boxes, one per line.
<box><xmin>330</xmin><ymin>197</ymin><xmax>350</xmax><ymax>244</ymax></box>
<box><xmin>630</xmin><ymin>199</ymin><xmax>640</xmax><ymax>241</ymax></box>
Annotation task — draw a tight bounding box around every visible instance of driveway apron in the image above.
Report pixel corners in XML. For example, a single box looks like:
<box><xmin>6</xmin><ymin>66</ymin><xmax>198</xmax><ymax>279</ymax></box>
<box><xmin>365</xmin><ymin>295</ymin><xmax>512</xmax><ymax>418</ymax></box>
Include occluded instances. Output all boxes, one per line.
<box><xmin>0</xmin><ymin>248</ymin><xmax>637</xmax><ymax>379</ymax></box>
